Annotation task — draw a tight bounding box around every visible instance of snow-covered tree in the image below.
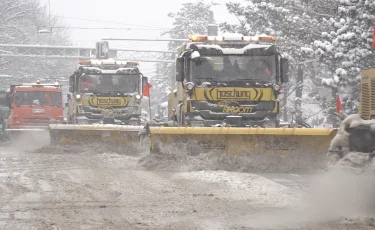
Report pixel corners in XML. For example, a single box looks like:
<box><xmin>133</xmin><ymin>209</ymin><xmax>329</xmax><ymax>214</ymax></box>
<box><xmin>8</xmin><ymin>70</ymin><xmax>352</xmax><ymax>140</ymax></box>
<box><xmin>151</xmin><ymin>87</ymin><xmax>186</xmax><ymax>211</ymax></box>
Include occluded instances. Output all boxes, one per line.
<box><xmin>152</xmin><ymin>2</ymin><xmax>214</xmax><ymax>108</ymax></box>
<box><xmin>0</xmin><ymin>0</ymin><xmax>74</xmax><ymax>85</ymax></box>
<box><xmin>221</xmin><ymin>0</ymin><xmax>338</xmax><ymax>124</ymax></box>
<box><xmin>315</xmin><ymin>0</ymin><xmax>375</xmax><ymax>114</ymax></box>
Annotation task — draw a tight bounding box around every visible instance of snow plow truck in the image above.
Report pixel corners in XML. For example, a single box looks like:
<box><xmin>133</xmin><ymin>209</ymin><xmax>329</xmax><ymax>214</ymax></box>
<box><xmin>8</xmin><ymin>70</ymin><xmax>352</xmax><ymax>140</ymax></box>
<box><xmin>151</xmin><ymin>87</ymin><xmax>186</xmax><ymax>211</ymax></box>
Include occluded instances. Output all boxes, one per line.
<box><xmin>49</xmin><ymin>42</ymin><xmax>149</xmax><ymax>149</ymax></box>
<box><xmin>140</xmin><ymin>32</ymin><xmax>337</xmax><ymax>171</ymax></box>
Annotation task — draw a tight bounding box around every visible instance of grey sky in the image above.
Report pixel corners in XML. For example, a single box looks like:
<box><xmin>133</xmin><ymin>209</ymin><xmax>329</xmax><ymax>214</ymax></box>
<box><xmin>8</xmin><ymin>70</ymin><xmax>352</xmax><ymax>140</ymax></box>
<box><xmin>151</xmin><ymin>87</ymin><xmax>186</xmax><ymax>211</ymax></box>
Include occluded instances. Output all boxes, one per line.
<box><xmin>41</xmin><ymin>0</ymin><xmax>239</xmax><ymax>77</ymax></box>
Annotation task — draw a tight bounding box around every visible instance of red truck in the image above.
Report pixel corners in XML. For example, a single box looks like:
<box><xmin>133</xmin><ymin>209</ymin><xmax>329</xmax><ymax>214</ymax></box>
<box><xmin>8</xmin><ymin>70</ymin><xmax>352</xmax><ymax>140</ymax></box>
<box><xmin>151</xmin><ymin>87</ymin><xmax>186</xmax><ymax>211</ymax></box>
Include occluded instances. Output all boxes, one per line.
<box><xmin>5</xmin><ymin>80</ymin><xmax>64</xmax><ymax>131</ymax></box>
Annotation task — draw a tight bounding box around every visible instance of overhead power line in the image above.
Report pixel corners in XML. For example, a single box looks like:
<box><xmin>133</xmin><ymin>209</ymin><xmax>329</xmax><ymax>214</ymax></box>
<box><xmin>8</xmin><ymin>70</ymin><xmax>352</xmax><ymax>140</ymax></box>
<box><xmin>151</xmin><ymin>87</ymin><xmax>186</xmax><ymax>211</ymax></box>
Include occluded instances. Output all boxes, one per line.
<box><xmin>49</xmin><ymin>26</ymin><xmax>166</xmax><ymax>31</ymax></box>
<box><xmin>56</xmin><ymin>16</ymin><xmax>171</xmax><ymax>30</ymax></box>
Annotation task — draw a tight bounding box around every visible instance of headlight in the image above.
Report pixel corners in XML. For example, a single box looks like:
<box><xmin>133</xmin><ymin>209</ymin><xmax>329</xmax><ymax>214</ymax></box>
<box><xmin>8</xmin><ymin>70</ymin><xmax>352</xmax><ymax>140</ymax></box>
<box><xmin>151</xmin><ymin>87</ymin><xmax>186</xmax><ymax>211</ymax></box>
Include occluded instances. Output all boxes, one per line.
<box><xmin>135</xmin><ymin>94</ymin><xmax>142</xmax><ymax>100</ymax></box>
<box><xmin>273</xmin><ymin>85</ymin><xmax>280</xmax><ymax>91</ymax></box>
<box><xmin>186</xmin><ymin>82</ymin><xmax>194</xmax><ymax>90</ymax></box>
<box><xmin>76</xmin><ymin>94</ymin><xmax>81</xmax><ymax>99</ymax></box>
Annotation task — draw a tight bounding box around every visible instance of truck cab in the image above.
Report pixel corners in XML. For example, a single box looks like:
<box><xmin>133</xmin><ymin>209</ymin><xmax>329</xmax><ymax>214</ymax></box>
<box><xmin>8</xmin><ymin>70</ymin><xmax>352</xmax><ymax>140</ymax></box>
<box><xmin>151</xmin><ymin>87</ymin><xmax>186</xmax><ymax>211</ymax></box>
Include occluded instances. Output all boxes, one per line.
<box><xmin>67</xmin><ymin>59</ymin><xmax>148</xmax><ymax>125</ymax></box>
<box><xmin>6</xmin><ymin>81</ymin><xmax>64</xmax><ymax>129</ymax></box>
<box><xmin>171</xmin><ymin>34</ymin><xmax>289</xmax><ymax>127</ymax></box>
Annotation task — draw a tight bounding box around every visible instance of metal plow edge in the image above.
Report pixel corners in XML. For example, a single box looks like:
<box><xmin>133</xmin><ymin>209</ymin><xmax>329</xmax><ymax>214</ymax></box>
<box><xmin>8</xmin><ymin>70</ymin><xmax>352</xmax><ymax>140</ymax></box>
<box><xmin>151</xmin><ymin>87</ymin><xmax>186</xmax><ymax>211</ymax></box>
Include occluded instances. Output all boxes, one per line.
<box><xmin>3</xmin><ymin>127</ymin><xmax>50</xmax><ymax>144</ymax></box>
<box><xmin>49</xmin><ymin>124</ymin><xmax>148</xmax><ymax>153</ymax></box>
<box><xmin>147</xmin><ymin>127</ymin><xmax>338</xmax><ymax>172</ymax></box>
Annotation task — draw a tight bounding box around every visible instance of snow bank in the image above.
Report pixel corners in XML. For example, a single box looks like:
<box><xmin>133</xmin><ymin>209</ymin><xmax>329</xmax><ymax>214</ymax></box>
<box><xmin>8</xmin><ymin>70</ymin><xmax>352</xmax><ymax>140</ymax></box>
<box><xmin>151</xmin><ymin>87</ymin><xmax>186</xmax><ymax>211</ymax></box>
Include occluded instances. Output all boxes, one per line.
<box><xmin>329</xmin><ymin>113</ymin><xmax>358</xmax><ymax>151</ymax></box>
<box><xmin>174</xmin><ymin>171</ymin><xmax>300</xmax><ymax>208</ymax></box>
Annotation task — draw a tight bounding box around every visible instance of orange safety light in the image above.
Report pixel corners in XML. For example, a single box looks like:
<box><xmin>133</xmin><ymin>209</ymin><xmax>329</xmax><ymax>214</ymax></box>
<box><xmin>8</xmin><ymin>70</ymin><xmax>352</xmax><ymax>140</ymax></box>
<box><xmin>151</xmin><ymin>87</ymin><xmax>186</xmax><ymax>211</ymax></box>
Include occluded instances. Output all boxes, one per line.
<box><xmin>78</xmin><ymin>60</ymin><xmax>91</xmax><ymax>65</ymax></box>
<box><xmin>126</xmin><ymin>61</ymin><xmax>139</xmax><ymax>66</ymax></box>
<box><xmin>189</xmin><ymin>35</ymin><xmax>208</xmax><ymax>42</ymax></box>
<box><xmin>258</xmin><ymin>36</ymin><xmax>277</xmax><ymax>41</ymax></box>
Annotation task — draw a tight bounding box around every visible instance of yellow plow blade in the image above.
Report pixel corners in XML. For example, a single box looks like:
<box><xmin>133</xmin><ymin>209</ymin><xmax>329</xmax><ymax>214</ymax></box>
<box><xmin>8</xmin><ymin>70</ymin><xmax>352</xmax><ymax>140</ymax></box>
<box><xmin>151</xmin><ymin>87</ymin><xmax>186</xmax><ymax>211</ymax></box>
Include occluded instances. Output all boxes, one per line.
<box><xmin>49</xmin><ymin>124</ymin><xmax>147</xmax><ymax>152</ymax></box>
<box><xmin>148</xmin><ymin>127</ymin><xmax>338</xmax><ymax>172</ymax></box>
<box><xmin>3</xmin><ymin>127</ymin><xmax>50</xmax><ymax>148</ymax></box>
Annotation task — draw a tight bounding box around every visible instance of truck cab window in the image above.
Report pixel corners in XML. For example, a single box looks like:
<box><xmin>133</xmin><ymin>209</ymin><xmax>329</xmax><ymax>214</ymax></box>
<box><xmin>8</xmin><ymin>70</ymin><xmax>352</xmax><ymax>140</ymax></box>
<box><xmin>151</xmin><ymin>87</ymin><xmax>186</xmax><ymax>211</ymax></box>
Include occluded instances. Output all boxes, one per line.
<box><xmin>50</xmin><ymin>92</ymin><xmax>62</xmax><ymax>106</ymax></box>
<box><xmin>15</xmin><ymin>91</ymin><xmax>47</xmax><ymax>106</ymax></box>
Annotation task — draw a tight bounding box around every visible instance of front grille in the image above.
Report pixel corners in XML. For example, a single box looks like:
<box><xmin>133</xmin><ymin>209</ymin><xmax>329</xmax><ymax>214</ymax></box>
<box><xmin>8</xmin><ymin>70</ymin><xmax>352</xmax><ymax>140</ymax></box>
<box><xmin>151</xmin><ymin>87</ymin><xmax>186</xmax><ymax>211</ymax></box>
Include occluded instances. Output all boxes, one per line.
<box><xmin>82</xmin><ymin>106</ymin><xmax>128</xmax><ymax>115</ymax></box>
<box><xmin>371</xmin><ymin>78</ymin><xmax>375</xmax><ymax>117</ymax></box>
<box><xmin>361</xmin><ymin>82</ymin><xmax>370</xmax><ymax>119</ymax></box>
<box><xmin>22</xmin><ymin>118</ymin><xmax>50</xmax><ymax>127</ymax></box>
<box><xmin>23</xmin><ymin>118</ymin><xmax>50</xmax><ymax>123</ymax></box>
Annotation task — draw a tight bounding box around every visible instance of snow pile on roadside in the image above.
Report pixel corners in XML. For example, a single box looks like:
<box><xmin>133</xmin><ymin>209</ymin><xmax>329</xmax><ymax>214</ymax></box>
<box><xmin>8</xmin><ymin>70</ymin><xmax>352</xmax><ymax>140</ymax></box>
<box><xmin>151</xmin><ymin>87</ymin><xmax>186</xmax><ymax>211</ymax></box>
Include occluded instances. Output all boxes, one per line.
<box><xmin>329</xmin><ymin>113</ymin><xmax>358</xmax><ymax>151</ymax></box>
<box><xmin>230</xmin><ymin>165</ymin><xmax>375</xmax><ymax>229</ymax></box>
<box><xmin>174</xmin><ymin>171</ymin><xmax>301</xmax><ymax>208</ymax></box>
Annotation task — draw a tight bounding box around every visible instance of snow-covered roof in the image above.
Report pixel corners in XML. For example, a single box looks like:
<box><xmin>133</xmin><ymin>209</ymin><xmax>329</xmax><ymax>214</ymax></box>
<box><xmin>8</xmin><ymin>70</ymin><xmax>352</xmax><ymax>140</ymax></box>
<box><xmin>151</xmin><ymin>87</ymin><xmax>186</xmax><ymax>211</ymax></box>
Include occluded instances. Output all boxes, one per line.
<box><xmin>81</xmin><ymin>67</ymin><xmax>139</xmax><ymax>74</ymax></box>
<box><xmin>191</xmin><ymin>43</ymin><xmax>275</xmax><ymax>55</ymax></box>
<box><xmin>16</xmin><ymin>85</ymin><xmax>61</xmax><ymax>89</ymax></box>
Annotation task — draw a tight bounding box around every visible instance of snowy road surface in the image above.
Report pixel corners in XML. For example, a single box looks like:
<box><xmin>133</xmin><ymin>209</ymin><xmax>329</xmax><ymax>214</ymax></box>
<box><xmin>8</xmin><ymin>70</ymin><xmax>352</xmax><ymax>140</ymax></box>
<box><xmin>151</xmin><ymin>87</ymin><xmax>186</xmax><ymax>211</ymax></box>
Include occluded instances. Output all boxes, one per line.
<box><xmin>0</xmin><ymin>145</ymin><xmax>374</xmax><ymax>230</ymax></box>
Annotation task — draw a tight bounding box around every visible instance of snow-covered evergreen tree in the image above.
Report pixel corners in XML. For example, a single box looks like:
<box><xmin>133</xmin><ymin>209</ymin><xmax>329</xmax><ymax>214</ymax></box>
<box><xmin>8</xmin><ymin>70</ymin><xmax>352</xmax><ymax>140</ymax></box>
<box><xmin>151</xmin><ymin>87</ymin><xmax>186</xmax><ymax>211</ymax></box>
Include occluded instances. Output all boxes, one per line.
<box><xmin>152</xmin><ymin>2</ymin><xmax>213</xmax><ymax>106</ymax></box>
<box><xmin>220</xmin><ymin>0</ymin><xmax>337</xmax><ymax>124</ymax></box>
<box><xmin>315</xmin><ymin>0</ymin><xmax>375</xmax><ymax>114</ymax></box>
<box><xmin>0</xmin><ymin>0</ymin><xmax>74</xmax><ymax>85</ymax></box>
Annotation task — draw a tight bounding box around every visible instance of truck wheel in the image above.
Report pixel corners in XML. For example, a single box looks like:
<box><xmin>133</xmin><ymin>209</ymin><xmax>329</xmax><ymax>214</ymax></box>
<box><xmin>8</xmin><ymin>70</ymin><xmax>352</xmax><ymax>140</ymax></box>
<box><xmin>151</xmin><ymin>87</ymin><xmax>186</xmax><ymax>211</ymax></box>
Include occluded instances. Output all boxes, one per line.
<box><xmin>348</xmin><ymin>125</ymin><xmax>375</xmax><ymax>152</ymax></box>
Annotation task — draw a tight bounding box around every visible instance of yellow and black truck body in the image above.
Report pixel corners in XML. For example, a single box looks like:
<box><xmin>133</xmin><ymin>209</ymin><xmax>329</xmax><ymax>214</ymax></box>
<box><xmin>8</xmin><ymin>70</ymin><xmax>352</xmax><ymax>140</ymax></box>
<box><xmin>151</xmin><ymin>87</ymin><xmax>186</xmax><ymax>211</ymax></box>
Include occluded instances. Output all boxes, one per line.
<box><xmin>359</xmin><ymin>68</ymin><xmax>375</xmax><ymax>120</ymax></box>
<box><xmin>66</xmin><ymin>59</ymin><xmax>148</xmax><ymax>126</ymax></box>
<box><xmin>169</xmin><ymin>34</ymin><xmax>289</xmax><ymax>127</ymax></box>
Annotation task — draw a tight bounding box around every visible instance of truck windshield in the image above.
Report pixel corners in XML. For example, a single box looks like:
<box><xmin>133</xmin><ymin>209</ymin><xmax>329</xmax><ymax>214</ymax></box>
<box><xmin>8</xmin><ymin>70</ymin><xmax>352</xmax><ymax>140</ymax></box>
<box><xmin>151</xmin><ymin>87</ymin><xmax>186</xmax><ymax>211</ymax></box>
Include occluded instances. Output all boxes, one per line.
<box><xmin>15</xmin><ymin>91</ymin><xmax>48</xmax><ymax>106</ymax></box>
<box><xmin>190</xmin><ymin>55</ymin><xmax>276</xmax><ymax>83</ymax></box>
<box><xmin>79</xmin><ymin>74</ymin><xmax>140</xmax><ymax>93</ymax></box>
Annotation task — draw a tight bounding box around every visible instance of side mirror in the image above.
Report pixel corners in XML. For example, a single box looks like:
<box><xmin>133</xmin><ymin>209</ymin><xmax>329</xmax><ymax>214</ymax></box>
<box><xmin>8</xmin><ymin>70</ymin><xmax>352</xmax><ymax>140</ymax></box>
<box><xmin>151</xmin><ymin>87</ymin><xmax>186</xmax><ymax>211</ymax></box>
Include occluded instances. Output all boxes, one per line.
<box><xmin>281</xmin><ymin>58</ymin><xmax>289</xmax><ymax>82</ymax></box>
<box><xmin>191</xmin><ymin>51</ymin><xmax>201</xmax><ymax>64</ymax></box>
<box><xmin>69</xmin><ymin>75</ymin><xmax>75</xmax><ymax>92</ymax></box>
<box><xmin>176</xmin><ymin>57</ymin><xmax>184</xmax><ymax>82</ymax></box>
<box><xmin>142</xmin><ymin>76</ymin><xmax>148</xmax><ymax>91</ymax></box>
<box><xmin>65</xmin><ymin>102</ymin><xmax>69</xmax><ymax>107</ymax></box>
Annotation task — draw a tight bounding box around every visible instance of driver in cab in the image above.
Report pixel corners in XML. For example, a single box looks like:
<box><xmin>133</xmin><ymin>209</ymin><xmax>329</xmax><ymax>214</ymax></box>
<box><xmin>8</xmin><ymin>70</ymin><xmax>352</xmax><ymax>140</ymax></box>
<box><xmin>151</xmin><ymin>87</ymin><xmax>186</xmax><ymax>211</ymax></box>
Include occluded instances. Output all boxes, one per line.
<box><xmin>80</xmin><ymin>76</ymin><xmax>95</xmax><ymax>91</ymax></box>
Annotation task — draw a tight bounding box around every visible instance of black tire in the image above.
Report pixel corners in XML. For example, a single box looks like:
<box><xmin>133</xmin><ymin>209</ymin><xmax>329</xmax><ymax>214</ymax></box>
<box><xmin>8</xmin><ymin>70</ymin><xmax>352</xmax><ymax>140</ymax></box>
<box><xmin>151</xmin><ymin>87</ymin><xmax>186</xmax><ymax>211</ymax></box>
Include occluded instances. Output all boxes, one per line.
<box><xmin>348</xmin><ymin>125</ymin><xmax>375</xmax><ymax>153</ymax></box>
